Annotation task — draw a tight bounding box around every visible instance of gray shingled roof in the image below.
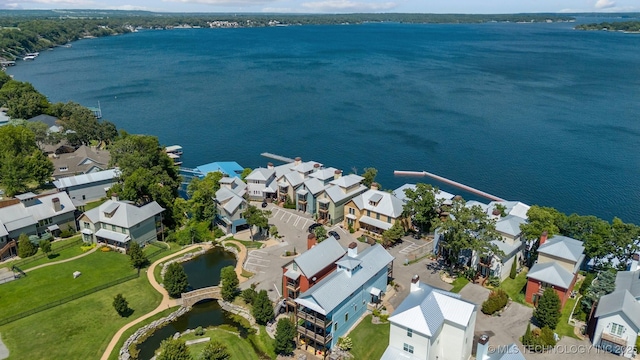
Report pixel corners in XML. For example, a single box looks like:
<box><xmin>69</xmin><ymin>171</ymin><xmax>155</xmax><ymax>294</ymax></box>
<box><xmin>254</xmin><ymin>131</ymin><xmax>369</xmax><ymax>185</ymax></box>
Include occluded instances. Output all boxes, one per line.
<box><xmin>615</xmin><ymin>270</ymin><xmax>640</xmax><ymax>299</ymax></box>
<box><xmin>293</xmin><ymin>236</ymin><xmax>345</xmax><ymax>277</ymax></box>
<box><xmin>527</xmin><ymin>261</ymin><xmax>574</xmax><ymax>289</ymax></box>
<box><xmin>538</xmin><ymin>235</ymin><xmax>584</xmax><ymax>262</ymax></box>
<box><xmin>295</xmin><ymin>244</ymin><xmax>394</xmax><ymax>315</ymax></box>
<box><xmin>595</xmin><ymin>289</ymin><xmax>640</xmax><ymax>330</ymax></box>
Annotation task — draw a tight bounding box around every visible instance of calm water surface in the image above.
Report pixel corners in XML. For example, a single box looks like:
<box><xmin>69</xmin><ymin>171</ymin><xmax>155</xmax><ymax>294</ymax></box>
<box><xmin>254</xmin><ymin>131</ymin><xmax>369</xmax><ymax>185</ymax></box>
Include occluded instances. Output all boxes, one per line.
<box><xmin>8</xmin><ymin>21</ymin><xmax>640</xmax><ymax>223</ymax></box>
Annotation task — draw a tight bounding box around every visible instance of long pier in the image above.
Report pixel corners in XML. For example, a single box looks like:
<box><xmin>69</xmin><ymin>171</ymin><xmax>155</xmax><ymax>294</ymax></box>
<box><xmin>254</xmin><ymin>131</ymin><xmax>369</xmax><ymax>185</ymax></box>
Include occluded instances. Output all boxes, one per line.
<box><xmin>394</xmin><ymin>170</ymin><xmax>505</xmax><ymax>202</ymax></box>
<box><xmin>261</xmin><ymin>152</ymin><xmax>295</xmax><ymax>163</ymax></box>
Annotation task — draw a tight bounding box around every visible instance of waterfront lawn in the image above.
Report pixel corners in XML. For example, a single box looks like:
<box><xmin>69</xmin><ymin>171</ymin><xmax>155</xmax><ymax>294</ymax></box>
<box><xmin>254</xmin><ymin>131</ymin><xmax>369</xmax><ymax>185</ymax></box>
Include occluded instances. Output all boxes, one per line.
<box><xmin>450</xmin><ymin>277</ymin><xmax>469</xmax><ymax>293</ymax></box>
<box><xmin>183</xmin><ymin>328</ymin><xmax>260</xmax><ymax>360</ymax></box>
<box><xmin>0</xmin><ymin>275</ymin><xmax>161</xmax><ymax>360</ymax></box>
<box><xmin>107</xmin><ymin>306</ymin><xmax>180</xmax><ymax>360</ymax></box>
<box><xmin>556</xmin><ymin>279</ymin><xmax>583</xmax><ymax>339</ymax></box>
<box><xmin>0</xmin><ymin>250</ymin><xmax>136</xmax><ymax>319</ymax></box>
<box><xmin>500</xmin><ymin>271</ymin><xmax>529</xmax><ymax>305</ymax></box>
<box><xmin>349</xmin><ymin>315</ymin><xmax>390</xmax><ymax>360</ymax></box>
<box><xmin>1</xmin><ymin>236</ymin><xmax>84</xmax><ymax>270</ymax></box>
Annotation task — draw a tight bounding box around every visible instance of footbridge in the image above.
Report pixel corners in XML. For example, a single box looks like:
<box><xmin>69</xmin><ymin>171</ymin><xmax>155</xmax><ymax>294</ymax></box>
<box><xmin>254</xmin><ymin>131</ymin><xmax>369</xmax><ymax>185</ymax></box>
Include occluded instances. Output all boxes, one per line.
<box><xmin>181</xmin><ymin>286</ymin><xmax>221</xmax><ymax>307</ymax></box>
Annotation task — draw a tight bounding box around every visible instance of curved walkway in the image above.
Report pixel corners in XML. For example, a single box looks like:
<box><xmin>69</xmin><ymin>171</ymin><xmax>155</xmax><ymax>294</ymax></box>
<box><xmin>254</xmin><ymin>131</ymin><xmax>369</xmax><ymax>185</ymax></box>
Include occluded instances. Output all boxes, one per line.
<box><xmin>24</xmin><ymin>246</ymin><xmax>99</xmax><ymax>273</ymax></box>
<box><xmin>221</xmin><ymin>240</ymin><xmax>249</xmax><ymax>283</ymax></box>
<box><xmin>100</xmin><ymin>243</ymin><xmax>212</xmax><ymax>360</ymax></box>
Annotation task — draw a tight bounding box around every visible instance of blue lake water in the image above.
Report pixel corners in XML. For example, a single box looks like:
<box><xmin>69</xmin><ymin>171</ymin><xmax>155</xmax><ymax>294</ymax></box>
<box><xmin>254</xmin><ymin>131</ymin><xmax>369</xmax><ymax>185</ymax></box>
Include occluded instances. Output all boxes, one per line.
<box><xmin>7</xmin><ymin>20</ymin><xmax>640</xmax><ymax>223</ymax></box>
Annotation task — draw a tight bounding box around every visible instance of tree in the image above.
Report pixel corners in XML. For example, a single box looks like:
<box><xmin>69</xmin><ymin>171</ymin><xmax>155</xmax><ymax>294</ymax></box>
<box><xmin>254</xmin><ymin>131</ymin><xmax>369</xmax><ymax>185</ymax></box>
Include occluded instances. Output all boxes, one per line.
<box><xmin>274</xmin><ymin>318</ymin><xmax>296</xmax><ymax>355</ymax></box>
<box><xmin>200</xmin><ymin>340</ymin><xmax>230</xmax><ymax>360</ymax></box>
<box><xmin>337</xmin><ymin>336</ymin><xmax>353</xmax><ymax>351</ymax></box>
<box><xmin>157</xmin><ymin>338</ymin><xmax>191</xmax><ymax>360</ymax></box>
<box><xmin>381</xmin><ymin>221</ymin><xmax>405</xmax><ymax>247</ymax></box>
<box><xmin>269</xmin><ymin>225</ymin><xmax>278</xmax><ymax>239</ymax></box>
<box><xmin>171</xmin><ymin>221</ymin><xmax>214</xmax><ymax>246</ymax></box>
<box><xmin>17</xmin><ymin>233</ymin><xmax>36</xmax><ymax>258</ymax></box>
<box><xmin>220</xmin><ymin>266</ymin><xmax>239</xmax><ymax>301</ymax></box>
<box><xmin>25</xmin><ymin>121</ymin><xmax>50</xmax><ymax>150</ymax></box>
<box><xmin>187</xmin><ymin>171</ymin><xmax>223</xmax><ymax>223</ymax></box>
<box><xmin>240</xmin><ymin>168</ymin><xmax>252</xmax><ymax>181</ymax></box>
<box><xmin>241</xmin><ymin>288</ymin><xmax>257</xmax><ymax>305</ymax></box>
<box><xmin>127</xmin><ymin>242</ymin><xmax>147</xmax><ymax>270</ymax></box>
<box><xmin>6</xmin><ymin>91</ymin><xmax>49</xmax><ymax>120</ymax></box>
<box><xmin>39</xmin><ymin>238</ymin><xmax>52</xmax><ymax>258</ymax></box>
<box><xmin>164</xmin><ymin>262</ymin><xmax>189</xmax><ymax>298</ymax></box>
<box><xmin>244</xmin><ymin>205</ymin><xmax>269</xmax><ymax>240</ymax></box>
<box><xmin>509</xmin><ymin>256</ymin><xmax>517</xmax><ymax>279</ymax></box>
<box><xmin>581</xmin><ymin>270</ymin><xmax>616</xmax><ymax>313</ymax></box>
<box><xmin>361</xmin><ymin>167</ymin><xmax>378</xmax><ymax>188</ymax></box>
<box><xmin>252</xmin><ymin>289</ymin><xmax>273</xmax><ymax>325</ymax></box>
<box><xmin>433</xmin><ymin>199</ymin><xmax>501</xmax><ymax>268</ymax></box>
<box><xmin>314</xmin><ymin>225</ymin><xmax>327</xmax><ymax>242</ymax></box>
<box><xmin>534</xmin><ymin>288</ymin><xmax>561</xmax><ymax>330</ymax></box>
<box><xmin>519</xmin><ymin>206</ymin><xmax>564</xmax><ymax>244</ymax></box>
<box><xmin>402</xmin><ymin>183</ymin><xmax>439</xmax><ymax>233</ymax></box>
<box><xmin>112</xmin><ymin>293</ymin><xmax>130</xmax><ymax>317</ymax></box>
<box><xmin>50</xmin><ymin>101</ymin><xmax>100</xmax><ymax>146</ymax></box>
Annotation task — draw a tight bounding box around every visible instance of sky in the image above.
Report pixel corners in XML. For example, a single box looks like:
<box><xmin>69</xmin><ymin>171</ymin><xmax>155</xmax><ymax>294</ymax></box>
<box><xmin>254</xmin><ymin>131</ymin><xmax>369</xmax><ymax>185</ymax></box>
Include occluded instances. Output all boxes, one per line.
<box><xmin>1</xmin><ymin>0</ymin><xmax>638</xmax><ymax>14</ymax></box>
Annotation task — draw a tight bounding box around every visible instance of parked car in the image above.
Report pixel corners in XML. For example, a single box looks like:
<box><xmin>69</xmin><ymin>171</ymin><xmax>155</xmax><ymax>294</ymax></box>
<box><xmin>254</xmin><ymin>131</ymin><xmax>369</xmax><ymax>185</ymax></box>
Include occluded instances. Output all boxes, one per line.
<box><xmin>308</xmin><ymin>223</ymin><xmax>322</xmax><ymax>233</ymax></box>
<box><xmin>328</xmin><ymin>230</ymin><xmax>340</xmax><ymax>240</ymax></box>
<box><xmin>261</xmin><ymin>201</ymin><xmax>268</xmax><ymax>208</ymax></box>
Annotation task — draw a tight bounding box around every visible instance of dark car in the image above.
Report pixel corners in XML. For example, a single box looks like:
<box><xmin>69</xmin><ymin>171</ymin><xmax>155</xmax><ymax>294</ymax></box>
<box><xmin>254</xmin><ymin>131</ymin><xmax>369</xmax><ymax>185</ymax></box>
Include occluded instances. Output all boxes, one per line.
<box><xmin>308</xmin><ymin>223</ymin><xmax>322</xmax><ymax>233</ymax></box>
<box><xmin>261</xmin><ymin>201</ymin><xmax>268</xmax><ymax>208</ymax></box>
<box><xmin>328</xmin><ymin>230</ymin><xmax>340</xmax><ymax>240</ymax></box>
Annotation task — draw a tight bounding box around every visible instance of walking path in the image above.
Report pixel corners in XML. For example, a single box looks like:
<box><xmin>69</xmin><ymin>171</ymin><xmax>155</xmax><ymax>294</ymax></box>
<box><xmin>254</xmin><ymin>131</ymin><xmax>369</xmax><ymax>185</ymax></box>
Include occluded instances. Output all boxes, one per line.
<box><xmin>100</xmin><ymin>243</ymin><xmax>211</xmax><ymax>360</ymax></box>
<box><xmin>24</xmin><ymin>246</ymin><xmax>99</xmax><ymax>273</ymax></box>
<box><xmin>221</xmin><ymin>240</ymin><xmax>249</xmax><ymax>283</ymax></box>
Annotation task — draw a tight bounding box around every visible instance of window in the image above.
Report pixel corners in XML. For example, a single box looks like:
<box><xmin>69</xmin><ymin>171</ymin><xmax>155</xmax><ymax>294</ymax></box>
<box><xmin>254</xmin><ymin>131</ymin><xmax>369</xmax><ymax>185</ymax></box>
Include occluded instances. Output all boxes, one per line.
<box><xmin>84</xmin><ymin>222</ymin><xmax>90</xmax><ymax>229</ymax></box>
<box><xmin>611</xmin><ymin>323</ymin><xmax>625</xmax><ymax>336</ymax></box>
<box><xmin>334</xmin><ymin>323</ymin><xmax>338</xmax><ymax>331</ymax></box>
<box><xmin>367</xmin><ymin>210</ymin><xmax>370</xmax><ymax>217</ymax></box>
<box><xmin>403</xmin><ymin>343</ymin><xmax>414</xmax><ymax>354</ymax></box>
<box><xmin>111</xmin><ymin>225</ymin><xmax>116</xmax><ymax>231</ymax></box>
<box><xmin>354</xmin><ymin>305</ymin><xmax>357</xmax><ymax>312</ymax></box>
<box><xmin>59</xmin><ymin>166</ymin><xmax>68</xmax><ymax>172</ymax></box>
<box><xmin>407</xmin><ymin>328</ymin><xmax>413</xmax><ymax>337</ymax></box>
<box><xmin>345</xmin><ymin>313</ymin><xmax>349</xmax><ymax>322</ymax></box>
<box><xmin>387</xmin><ymin>216</ymin><xmax>391</xmax><ymax>223</ymax></box>
<box><xmin>121</xmin><ymin>227</ymin><xmax>126</xmax><ymax>234</ymax></box>
<box><xmin>349</xmin><ymin>208</ymin><xmax>355</xmax><ymax>215</ymax></box>
<box><xmin>376</xmin><ymin>213</ymin><xmax>380</xmax><ymax>220</ymax></box>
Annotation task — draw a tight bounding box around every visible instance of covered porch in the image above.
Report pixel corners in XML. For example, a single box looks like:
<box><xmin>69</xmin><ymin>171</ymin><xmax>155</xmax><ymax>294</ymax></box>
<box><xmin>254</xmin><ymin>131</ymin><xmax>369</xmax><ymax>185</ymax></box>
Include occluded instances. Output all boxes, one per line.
<box><xmin>95</xmin><ymin>228</ymin><xmax>131</xmax><ymax>250</ymax></box>
<box><xmin>358</xmin><ymin>215</ymin><xmax>392</xmax><ymax>236</ymax></box>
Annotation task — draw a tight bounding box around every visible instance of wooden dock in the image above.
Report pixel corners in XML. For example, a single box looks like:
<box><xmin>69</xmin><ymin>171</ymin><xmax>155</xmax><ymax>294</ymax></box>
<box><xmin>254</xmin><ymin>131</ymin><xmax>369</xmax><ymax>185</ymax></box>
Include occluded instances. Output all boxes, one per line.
<box><xmin>261</xmin><ymin>152</ymin><xmax>295</xmax><ymax>163</ymax></box>
<box><xmin>394</xmin><ymin>170</ymin><xmax>505</xmax><ymax>201</ymax></box>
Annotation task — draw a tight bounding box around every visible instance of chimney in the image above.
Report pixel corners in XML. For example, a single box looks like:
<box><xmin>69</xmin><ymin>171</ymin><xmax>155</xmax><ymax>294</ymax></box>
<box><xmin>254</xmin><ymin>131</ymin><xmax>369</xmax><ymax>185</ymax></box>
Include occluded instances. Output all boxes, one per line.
<box><xmin>267</xmin><ymin>162</ymin><xmax>274</xmax><ymax>169</ymax></box>
<box><xmin>630</xmin><ymin>253</ymin><xmax>640</xmax><ymax>272</ymax></box>
<box><xmin>294</xmin><ymin>157</ymin><xmax>302</xmax><ymax>166</ymax></box>
<box><xmin>307</xmin><ymin>233</ymin><xmax>317</xmax><ymax>250</ymax></box>
<box><xmin>370</xmin><ymin>182</ymin><xmax>379</xmax><ymax>190</ymax></box>
<box><xmin>334</xmin><ymin>169</ymin><xmax>342</xmax><ymax>179</ymax></box>
<box><xmin>313</xmin><ymin>163</ymin><xmax>320</xmax><ymax>169</ymax></box>
<box><xmin>476</xmin><ymin>334</ymin><xmax>490</xmax><ymax>360</ymax></box>
<box><xmin>540</xmin><ymin>231</ymin><xmax>548</xmax><ymax>246</ymax></box>
<box><xmin>52</xmin><ymin>197</ymin><xmax>61</xmax><ymax>212</ymax></box>
<box><xmin>410</xmin><ymin>275</ymin><xmax>421</xmax><ymax>292</ymax></box>
<box><xmin>348</xmin><ymin>242</ymin><xmax>358</xmax><ymax>257</ymax></box>
<box><xmin>111</xmin><ymin>193</ymin><xmax>119</xmax><ymax>202</ymax></box>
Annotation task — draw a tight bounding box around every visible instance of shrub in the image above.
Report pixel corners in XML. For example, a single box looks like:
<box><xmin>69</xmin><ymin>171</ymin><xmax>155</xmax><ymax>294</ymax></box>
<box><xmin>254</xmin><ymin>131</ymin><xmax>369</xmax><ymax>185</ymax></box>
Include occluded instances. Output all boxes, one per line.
<box><xmin>357</xmin><ymin>235</ymin><xmax>366</xmax><ymax>243</ymax></box>
<box><xmin>579</xmin><ymin>272</ymin><xmax>596</xmax><ymax>295</ymax></box>
<box><xmin>509</xmin><ymin>257</ymin><xmax>517</xmax><ymax>279</ymax></box>
<box><xmin>338</xmin><ymin>336</ymin><xmax>353</xmax><ymax>351</ymax></box>
<box><xmin>81</xmin><ymin>243</ymin><xmax>96</xmax><ymax>252</ymax></box>
<box><xmin>241</xmin><ymin>287</ymin><xmax>257</xmax><ymax>305</ymax></box>
<box><xmin>348</xmin><ymin>225</ymin><xmax>355</xmax><ymax>234</ymax></box>
<box><xmin>213</xmin><ymin>228</ymin><xmax>225</xmax><ymax>239</ymax></box>
<box><xmin>522</xmin><ymin>324</ymin><xmax>556</xmax><ymax>352</ymax></box>
<box><xmin>101</xmin><ymin>246</ymin><xmax>111</xmax><ymax>252</ymax></box>
<box><xmin>17</xmin><ymin>233</ymin><xmax>37</xmax><ymax>258</ymax></box>
<box><xmin>481</xmin><ymin>289</ymin><xmax>509</xmax><ymax>315</ymax></box>
<box><xmin>487</xmin><ymin>276</ymin><xmax>501</xmax><ymax>287</ymax></box>
<box><xmin>112</xmin><ymin>293</ymin><xmax>130</xmax><ymax>317</ymax></box>
<box><xmin>194</xmin><ymin>326</ymin><xmax>205</xmax><ymax>336</ymax></box>
<box><xmin>59</xmin><ymin>228</ymin><xmax>75</xmax><ymax>238</ymax></box>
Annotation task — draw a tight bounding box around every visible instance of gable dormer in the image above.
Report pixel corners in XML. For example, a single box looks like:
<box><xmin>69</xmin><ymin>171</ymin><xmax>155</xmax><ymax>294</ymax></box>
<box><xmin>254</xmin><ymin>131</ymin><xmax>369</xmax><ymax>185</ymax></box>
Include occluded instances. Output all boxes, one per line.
<box><xmin>102</xmin><ymin>202</ymin><xmax>120</xmax><ymax>218</ymax></box>
<box><xmin>368</xmin><ymin>193</ymin><xmax>383</xmax><ymax>207</ymax></box>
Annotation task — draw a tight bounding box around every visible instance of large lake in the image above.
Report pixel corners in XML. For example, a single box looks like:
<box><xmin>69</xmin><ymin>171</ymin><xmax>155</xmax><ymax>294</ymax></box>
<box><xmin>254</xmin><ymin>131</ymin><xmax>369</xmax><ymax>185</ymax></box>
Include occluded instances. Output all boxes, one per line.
<box><xmin>7</xmin><ymin>20</ymin><xmax>640</xmax><ymax>224</ymax></box>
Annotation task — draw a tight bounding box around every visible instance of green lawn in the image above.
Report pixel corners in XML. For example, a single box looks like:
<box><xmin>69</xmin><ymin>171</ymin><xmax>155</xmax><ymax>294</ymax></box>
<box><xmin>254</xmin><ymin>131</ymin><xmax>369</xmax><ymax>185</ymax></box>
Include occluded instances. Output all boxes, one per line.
<box><xmin>84</xmin><ymin>198</ymin><xmax>107</xmax><ymax>211</ymax></box>
<box><xmin>450</xmin><ymin>277</ymin><xmax>469</xmax><ymax>293</ymax></box>
<box><xmin>107</xmin><ymin>306</ymin><xmax>180</xmax><ymax>360</ymax></box>
<box><xmin>349</xmin><ymin>315</ymin><xmax>390</xmax><ymax>360</ymax></box>
<box><xmin>556</xmin><ymin>280</ymin><xmax>583</xmax><ymax>339</ymax></box>
<box><xmin>0</xmin><ymin>274</ymin><xmax>161</xmax><ymax>360</ymax></box>
<box><xmin>0</xmin><ymin>250</ymin><xmax>137</xmax><ymax>319</ymax></box>
<box><xmin>500</xmin><ymin>271</ymin><xmax>529</xmax><ymax>305</ymax></box>
<box><xmin>183</xmin><ymin>328</ymin><xmax>261</xmax><ymax>360</ymax></box>
<box><xmin>230</xmin><ymin>239</ymin><xmax>264</xmax><ymax>249</ymax></box>
<box><xmin>1</xmin><ymin>236</ymin><xmax>84</xmax><ymax>270</ymax></box>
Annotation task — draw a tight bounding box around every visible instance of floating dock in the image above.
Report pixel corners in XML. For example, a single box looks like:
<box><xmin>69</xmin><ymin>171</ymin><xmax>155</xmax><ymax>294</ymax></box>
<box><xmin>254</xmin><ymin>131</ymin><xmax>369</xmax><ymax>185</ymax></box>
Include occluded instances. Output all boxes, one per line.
<box><xmin>261</xmin><ymin>152</ymin><xmax>295</xmax><ymax>163</ymax></box>
<box><xmin>394</xmin><ymin>170</ymin><xmax>505</xmax><ymax>201</ymax></box>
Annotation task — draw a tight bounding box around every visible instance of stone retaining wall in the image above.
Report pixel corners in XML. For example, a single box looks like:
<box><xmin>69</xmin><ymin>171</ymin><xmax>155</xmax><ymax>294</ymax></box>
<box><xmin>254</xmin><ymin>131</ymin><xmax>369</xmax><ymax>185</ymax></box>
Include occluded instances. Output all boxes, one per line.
<box><xmin>160</xmin><ymin>248</ymin><xmax>208</xmax><ymax>280</ymax></box>
<box><xmin>218</xmin><ymin>300</ymin><xmax>259</xmax><ymax>333</ymax></box>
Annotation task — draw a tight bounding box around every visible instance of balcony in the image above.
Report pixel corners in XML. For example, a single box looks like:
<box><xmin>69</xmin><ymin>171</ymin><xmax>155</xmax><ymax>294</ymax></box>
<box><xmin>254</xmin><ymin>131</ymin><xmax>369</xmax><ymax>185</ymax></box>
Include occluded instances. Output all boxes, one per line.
<box><xmin>297</xmin><ymin>198</ymin><xmax>307</xmax><ymax>204</ymax></box>
<box><xmin>297</xmin><ymin>325</ymin><xmax>333</xmax><ymax>345</ymax></box>
<box><xmin>286</xmin><ymin>281</ymin><xmax>300</xmax><ymax>292</ymax></box>
<box><xmin>297</xmin><ymin>311</ymin><xmax>332</xmax><ymax>329</ymax></box>
<box><xmin>318</xmin><ymin>207</ymin><xmax>329</xmax><ymax>213</ymax></box>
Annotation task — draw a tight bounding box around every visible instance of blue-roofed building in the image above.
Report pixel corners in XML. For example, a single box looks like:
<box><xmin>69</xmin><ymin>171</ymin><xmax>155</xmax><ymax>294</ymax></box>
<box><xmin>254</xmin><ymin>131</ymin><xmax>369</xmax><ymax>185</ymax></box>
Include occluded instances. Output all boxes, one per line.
<box><xmin>195</xmin><ymin>161</ymin><xmax>244</xmax><ymax>178</ymax></box>
<box><xmin>294</xmin><ymin>242</ymin><xmax>394</xmax><ymax>357</ymax></box>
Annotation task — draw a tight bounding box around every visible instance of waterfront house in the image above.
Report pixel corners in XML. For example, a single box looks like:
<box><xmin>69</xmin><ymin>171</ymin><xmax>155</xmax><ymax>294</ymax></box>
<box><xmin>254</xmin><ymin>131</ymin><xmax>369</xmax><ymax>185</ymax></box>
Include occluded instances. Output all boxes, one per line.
<box><xmin>282</xmin><ymin>234</ymin><xmax>346</xmax><ymax>312</ymax></box>
<box><xmin>343</xmin><ymin>185</ymin><xmax>406</xmax><ymax>236</ymax></box>
<box><xmin>315</xmin><ymin>173</ymin><xmax>367</xmax><ymax>225</ymax></box>
<box><xmin>0</xmin><ymin>192</ymin><xmax>77</xmax><ymax>241</ymax></box>
<box><xmin>295</xmin><ymin>242</ymin><xmax>394</xmax><ymax>357</ymax></box>
<box><xmin>78</xmin><ymin>195</ymin><xmax>164</xmax><ymax>249</ymax></box>
<box><xmin>51</xmin><ymin>145</ymin><xmax>111</xmax><ymax>179</ymax></box>
<box><xmin>381</xmin><ymin>276</ymin><xmax>477</xmax><ymax>360</ymax></box>
<box><xmin>195</xmin><ymin>161</ymin><xmax>244</xmax><ymax>178</ymax></box>
<box><xmin>53</xmin><ymin>168</ymin><xmax>120</xmax><ymax>203</ymax></box>
<box><xmin>27</xmin><ymin>114</ymin><xmax>61</xmax><ymax>133</ymax></box>
<box><xmin>214</xmin><ymin>177</ymin><xmax>248</xmax><ymax>234</ymax></box>
<box><xmin>276</xmin><ymin>158</ymin><xmax>323</xmax><ymax>204</ymax></box>
<box><xmin>525</xmin><ymin>233</ymin><xmax>585</xmax><ymax>308</ymax></box>
<box><xmin>245</xmin><ymin>165</ymin><xmax>277</xmax><ymax>201</ymax></box>
<box><xmin>591</xmin><ymin>257</ymin><xmax>640</xmax><ymax>358</ymax></box>
<box><xmin>296</xmin><ymin>167</ymin><xmax>338</xmax><ymax>214</ymax></box>
<box><xmin>393</xmin><ymin>183</ymin><xmax>455</xmax><ymax>206</ymax></box>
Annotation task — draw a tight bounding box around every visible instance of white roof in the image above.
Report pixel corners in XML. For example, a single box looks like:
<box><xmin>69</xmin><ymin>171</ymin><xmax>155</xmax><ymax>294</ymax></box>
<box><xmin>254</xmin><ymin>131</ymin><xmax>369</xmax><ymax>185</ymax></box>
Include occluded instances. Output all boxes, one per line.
<box><xmin>245</xmin><ymin>167</ymin><xmax>275</xmax><ymax>182</ymax></box>
<box><xmin>0</xmin><ymin>192</ymin><xmax>76</xmax><ymax>231</ymax></box>
<box><xmin>302</xmin><ymin>178</ymin><xmax>327</xmax><ymax>195</ymax></box>
<box><xmin>324</xmin><ymin>179</ymin><xmax>367</xmax><ymax>203</ymax></box>
<box><xmin>392</xmin><ymin>184</ymin><xmax>455</xmax><ymax>203</ymax></box>
<box><xmin>465</xmin><ymin>200</ymin><xmax>488</xmax><ymax>211</ymax></box>
<box><xmin>329</xmin><ymin>174</ymin><xmax>363</xmax><ymax>189</ymax></box>
<box><xmin>359</xmin><ymin>215</ymin><xmax>393</xmax><ymax>231</ymax></box>
<box><xmin>495</xmin><ymin>215</ymin><xmax>527</xmax><ymax>237</ymax></box>
<box><xmin>538</xmin><ymin>235</ymin><xmax>584</xmax><ymax>262</ymax></box>
<box><xmin>82</xmin><ymin>199</ymin><xmax>164</xmax><ymax>228</ymax></box>
<box><xmin>527</xmin><ymin>261</ymin><xmax>574</xmax><ymax>289</ymax></box>
<box><xmin>309</xmin><ymin>167</ymin><xmax>338</xmax><ymax>181</ymax></box>
<box><xmin>486</xmin><ymin>200</ymin><xmax>530</xmax><ymax>219</ymax></box>
<box><xmin>53</xmin><ymin>168</ymin><xmax>120</xmax><ymax>189</ymax></box>
<box><xmin>291</xmin><ymin>161</ymin><xmax>322</xmax><ymax>174</ymax></box>
<box><xmin>95</xmin><ymin>228</ymin><xmax>130</xmax><ymax>243</ymax></box>
<box><xmin>351</xmin><ymin>189</ymin><xmax>405</xmax><ymax>218</ymax></box>
<box><xmin>389</xmin><ymin>282</ymin><xmax>476</xmax><ymax>337</ymax></box>
<box><xmin>293</xmin><ymin>236</ymin><xmax>345</xmax><ymax>277</ymax></box>
<box><xmin>283</xmin><ymin>171</ymin><xmax>305</xmax><ymax>187</ymax></box>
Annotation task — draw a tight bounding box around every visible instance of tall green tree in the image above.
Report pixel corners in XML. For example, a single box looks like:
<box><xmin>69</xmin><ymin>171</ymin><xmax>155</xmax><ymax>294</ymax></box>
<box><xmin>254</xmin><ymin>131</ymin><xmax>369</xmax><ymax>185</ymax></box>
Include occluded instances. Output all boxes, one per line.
<box><xmin>381</xmin><ymin>221</ymin><xmax>405</xmax><ymax>247</ymax></box>
<box><xmin>171</xmin><ymin>221</ymin><xmax>214</xmax><ymax>246</ymax></box>
<box><xmin>25</xmin><ymin>121</ymin><xmax>50</xmax><ymax>150</ymax></box>
<box><xmin>0</xmin><ymin>125</ymin><xmax>53</xmax><ymax>196</ymax></box>
<box><xmin>156</xmin><ymin>338</ymin><xmax>191</xmax><ymax>360</ymax></box>
<box><xmin>39</xmin><ymin>238</ymin><xmax>52</xmax><ymax>258</ymax></box>
<box><xmin>509</xmin><ymin>256</ymin><xmax>517</xmax><ymax>279</ymax></box>
<box><xmin>581</xmin><ymin>270</ymin><xmax>616</xmax><ymax>313</ymax></box>
<box><xmin>17</xmin><ymin>233</ymin><xmax>36</xmax><ymax>258</ymax></box>
<box><xmin>244</xmin><ymin>205</ymin><xmax>270</xmax><ymax>240</ymax></box>
<box><xmin>361</xmin><ymin>167</ymin><xmax>378</xmax><ymax>188</ymax></box>
<box><xmin>199</xmin><ymin>340</ymin><xmax>230</xmax><ymax>360</ymax></box>
<box><xmin>519</xmin><ymin>205</ymin><xmax>564</xmax><ymax>243</ymax></box>
<box><xmin>274</xmin><ymin>318</ymin><xmax>296</xmax><ymax>355</ymax></box>
<box><xmin>240</xmin><ymin>168</ymin><xmax>252</xmax><ymax>181</ymax></box>
<box><xmin>220</xmin><ymin>266</ymin><xmax>239</xmax><ymax>302</ymax></box>
<box><xmin>164</xmin><ymin>262</ymin><xmax>189</xmax><ymax>298</ymax></box>
<box><xmin>534</xmin><ymin>288</ymin><xmax>561</xmax><ymax>330</ymax></box>
<box><xmin>127</xmin><ymin>242</ymin><xmax>147</xmax><ymax>270</ymax></box>
<box><xmin>433</xmin><ymin>199</ymin><xmax>501</xmax><ymax>268</ymax></box>
<box><xmin>187</xmin><ymin>171</ymin><xmax>223</xmax><ymax>223</ymax></box>
<box><xmin>252</xmin><ymin>289</ymin><xmax>273</xmax><ymax>325</ymax></box>
<box><xmin>6</xmin><ymin>91</ymin><xmax>49</xmax><ymax>119</ymax></box>
<box><xmin>50</xmin><ymin>101</ymin><xmax>100</xmax><ymax>146</ymax></box>
<box><xmin>402</xmin><ymin>183</ymin><xmax>439</xmax><ymax>233</ymax></box>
